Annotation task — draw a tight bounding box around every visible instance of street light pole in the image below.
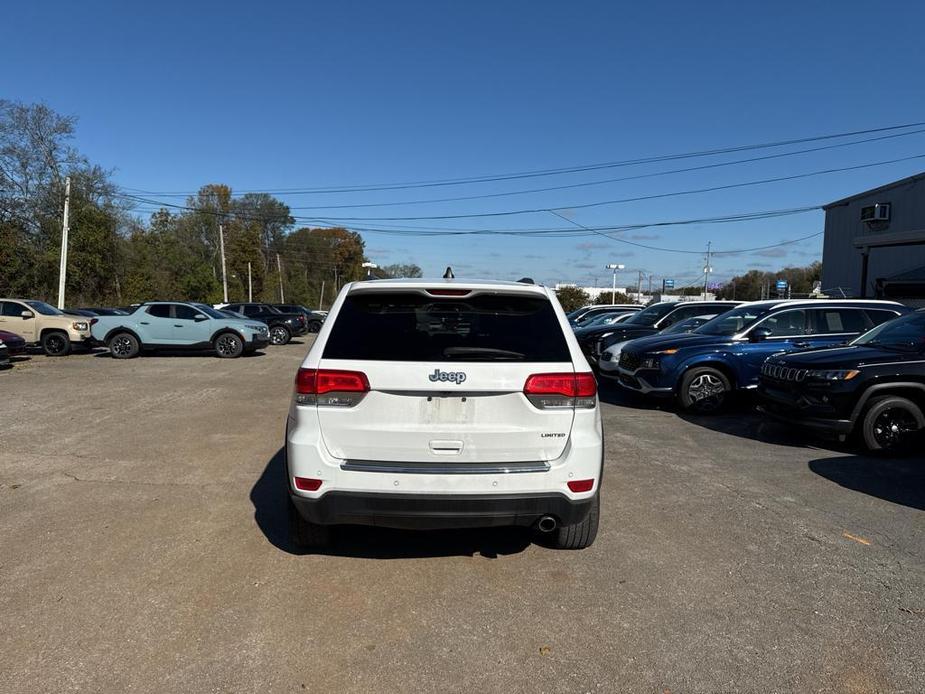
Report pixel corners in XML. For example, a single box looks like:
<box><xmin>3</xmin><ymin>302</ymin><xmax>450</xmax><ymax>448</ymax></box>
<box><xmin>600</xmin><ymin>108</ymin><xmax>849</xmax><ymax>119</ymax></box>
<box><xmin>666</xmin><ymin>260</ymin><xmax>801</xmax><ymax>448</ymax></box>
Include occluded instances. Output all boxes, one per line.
<box><xmin>56</xmin><ymin>176</ymin><xmax>71</xmax><ymax>308</ymax></box>
<box><xmin>604</xmin><ymin>263</ymin><xmax>625</xmax><ymax>303</ymax></box>
<box><xmin>703</xmin><ymin>241</ymin><xmax>713</xmax><ymax>301</ymax></box>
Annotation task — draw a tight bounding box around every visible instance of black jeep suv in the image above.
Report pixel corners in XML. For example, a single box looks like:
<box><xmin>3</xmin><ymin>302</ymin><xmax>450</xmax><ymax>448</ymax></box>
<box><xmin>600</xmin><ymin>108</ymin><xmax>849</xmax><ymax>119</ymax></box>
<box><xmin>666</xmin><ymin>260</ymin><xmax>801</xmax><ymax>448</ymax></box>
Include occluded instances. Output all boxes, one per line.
<box><xmin>223</xmin><ymin>303</ymin><xmax>308</xmax><ymax>345</ymax></box>
<box><xmin>757</xmin><ymin>310</ymin><xmax>925</xmax><ymax>452</ymax></box>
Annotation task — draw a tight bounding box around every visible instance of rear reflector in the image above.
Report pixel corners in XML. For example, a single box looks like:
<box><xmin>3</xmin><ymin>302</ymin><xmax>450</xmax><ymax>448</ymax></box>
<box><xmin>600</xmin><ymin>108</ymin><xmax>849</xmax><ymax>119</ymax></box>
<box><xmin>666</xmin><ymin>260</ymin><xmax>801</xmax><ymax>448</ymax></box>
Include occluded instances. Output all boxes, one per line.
<box><xmin>567</xmin><ymin>479</ymin><xmax>594</xmax><ymax>493</ymax></box>
<box><xmin>294</xmin><ymin>477</ymin><xmax>322</xmax><ymax>491</ymax></box>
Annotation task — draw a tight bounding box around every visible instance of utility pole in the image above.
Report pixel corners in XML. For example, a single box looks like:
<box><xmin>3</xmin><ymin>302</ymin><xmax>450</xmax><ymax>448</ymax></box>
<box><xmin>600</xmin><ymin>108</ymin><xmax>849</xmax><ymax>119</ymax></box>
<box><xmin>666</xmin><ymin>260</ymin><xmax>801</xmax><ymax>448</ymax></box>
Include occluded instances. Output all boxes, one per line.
<box><xmin>703</xmin><ymin>241</ymin><xmax>713</xmax><ymax>301</ymax></box>
<box><xmin>647</xmin><ymin>274</ymin><xmax>652</xmax><ymax>295</ymax></box>
<box><xmin>56</xmin><ymin>176</ymin><xmax>71</xmax><ymax>308</ymax></box>
<box><xmin>247</xmin><ymin>262</ymin><xmax>253</xmax><ymax>302</ymax></box>
<box><xmin>319</xmin><ymin>280</ymin><xmax>325</xmax><ymax>311</ymax></box>
<box><xmin>276</xmin><ymin>253</ymin><xmax>284</xmax><ymax>302</ymax></box>
<box><xmin>637</xmin><ymin>271</ymin><xmax>643</xmax><ymax>300</ymax></box>
<box><xmin>218</xmin><ymin>222</ymin><xmax>228</xmax><ymax>304</ymax></box>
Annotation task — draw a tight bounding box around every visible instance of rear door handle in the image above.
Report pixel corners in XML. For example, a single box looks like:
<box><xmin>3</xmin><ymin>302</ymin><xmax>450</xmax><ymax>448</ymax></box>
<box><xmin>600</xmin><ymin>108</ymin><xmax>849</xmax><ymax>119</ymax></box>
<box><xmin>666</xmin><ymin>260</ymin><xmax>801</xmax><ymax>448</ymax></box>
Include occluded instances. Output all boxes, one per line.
<box><xmin>139</xmin><ymin>321</ymin><xmax>150</xmax><ymax>325</ymax></box>
<box><xmin>174</xmin><ymin>324</ymin><xmax>183</xmax><ymax>327</ymax></box>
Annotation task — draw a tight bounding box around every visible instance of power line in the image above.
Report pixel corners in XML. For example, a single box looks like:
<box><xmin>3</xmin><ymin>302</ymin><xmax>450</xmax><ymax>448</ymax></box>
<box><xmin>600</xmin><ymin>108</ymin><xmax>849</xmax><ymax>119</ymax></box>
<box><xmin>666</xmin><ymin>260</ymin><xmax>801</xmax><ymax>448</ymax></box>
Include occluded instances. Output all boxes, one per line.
<box><xmin>235</xmin><ymin>127</ymin><xmax>925</xmax><ymax>210</ymax></box>
<box><xmin>118</xmin><ymin>119</ymin><xmax>925</xmax><ymax>196</ymax></box>
<box><xmin>301</xmin><ymin>153</ymin><xmax>925</xmax><ymax>222</ymax></box>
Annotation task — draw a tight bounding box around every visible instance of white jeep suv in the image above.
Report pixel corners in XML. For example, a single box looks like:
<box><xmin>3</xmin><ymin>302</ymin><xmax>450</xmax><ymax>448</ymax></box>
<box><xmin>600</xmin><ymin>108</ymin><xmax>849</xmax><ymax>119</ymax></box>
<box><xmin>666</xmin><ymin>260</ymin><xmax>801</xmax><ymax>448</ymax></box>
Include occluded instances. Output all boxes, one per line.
<box><xmin>286</xmin><ymin>278</ymin><xmax>604</xmax><ymax>550</ymax></box>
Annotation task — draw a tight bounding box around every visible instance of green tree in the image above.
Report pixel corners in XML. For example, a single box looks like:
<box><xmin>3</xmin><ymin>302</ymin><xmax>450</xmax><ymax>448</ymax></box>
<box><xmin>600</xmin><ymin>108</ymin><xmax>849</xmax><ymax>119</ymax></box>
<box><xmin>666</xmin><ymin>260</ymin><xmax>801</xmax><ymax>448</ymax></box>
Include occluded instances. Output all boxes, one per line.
<box><xmin>715</xmin><ymin>262</ymin><xmax>822</xmax><ymax>300</ymax></box>
<box><xmin>380</xmin><ymin>263</ymin><xmax>423</xmax><ymax>278</ymax></box>
<box><xmin>555</xmin><ymin>286</ymin><xmax>592</xmax><ymax>312</ymax></box>
<box><xmin>595</xmin><ymin>290</ymin><xmax>633</xmax><ymax>305</ymax></box>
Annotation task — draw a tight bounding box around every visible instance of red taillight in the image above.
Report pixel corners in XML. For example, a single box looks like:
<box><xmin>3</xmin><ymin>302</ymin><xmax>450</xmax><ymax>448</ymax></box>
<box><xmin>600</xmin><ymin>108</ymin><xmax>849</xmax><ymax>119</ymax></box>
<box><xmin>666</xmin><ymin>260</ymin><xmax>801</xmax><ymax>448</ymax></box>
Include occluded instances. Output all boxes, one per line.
<box><xmin>523</xmin><ymin>372</ymin><xmax>597</xmax><ymax>409</ymax></box>
<box><xmin>426</xmin><ymin>288</ymin><xmax>471</xmax><ymax>296</ymax></box>
<box><xmin>567</xmin><ymin>479</ymin><xmax>594</xmax><ymax>493</ymax></box>
<box><xmin>294</xmin><ymin>476</ymin><xmax>322</xmax><ymax>491</ymax></box>
<box><xmin>296</xmin><ymin>368</ymin><xmax>369</xmax><ymax>394</ymax></box>
<box><xmin>295</xmin><ymin>368</ymin><xmax>369</xmax><ymax>407</ymax></box>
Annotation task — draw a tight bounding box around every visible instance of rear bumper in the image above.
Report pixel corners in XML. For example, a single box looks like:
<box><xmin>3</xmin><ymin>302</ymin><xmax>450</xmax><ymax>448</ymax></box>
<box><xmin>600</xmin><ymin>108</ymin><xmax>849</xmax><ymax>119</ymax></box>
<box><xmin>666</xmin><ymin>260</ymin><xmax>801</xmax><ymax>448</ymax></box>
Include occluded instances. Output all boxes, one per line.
<box><xmin>290</xmin><ymin>490</ymin><xmax>594</xmax><ymax>529</ymax></box>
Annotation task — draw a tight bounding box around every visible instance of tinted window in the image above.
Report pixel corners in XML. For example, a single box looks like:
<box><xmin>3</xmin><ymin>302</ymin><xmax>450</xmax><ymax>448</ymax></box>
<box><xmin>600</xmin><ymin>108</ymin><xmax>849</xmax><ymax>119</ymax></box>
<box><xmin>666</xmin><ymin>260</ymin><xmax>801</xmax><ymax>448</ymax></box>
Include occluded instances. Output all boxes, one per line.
<box><xmin>225</xmin><ymin>304</ymin><xmax>241</xmax><ymax>312</ymax></box>
<box><xmin>659</xmin><ymin>304</ymin><xmax>711</xmax><ymax>327</ymax></box>
<box><xmin>242</xmin><ymin>305</ymin><xmax>263</xmax><ymax>316</ymax></box>
<box><xmin>324</xmin><ymin>292</ymin><xmax>570</xmax><ymax>362</ymax></box>
<box><xmin>174</xmin><ymin>305</ymin><xmax>203</xmax><ymax>320</ymax></box>
<box><xmin>811</xmin><ymin>308</ymin><xmax>867</xmax><ymax>334</ymax></box>
<box><xmin>622</xmin><ymin>303</ymin><xmax>676</xmax><ymax>327</ymax></box>
<box><xmin>854</xmin><ymin>312</ymin><xmax>925</xmax><ymax>351</ymax></box>
<box><xmin>865</xmin><ymin>309</ymin><xmax>900</xmax><ymax>327</ymax></box>
<box><xmin>758</xmin><ymin>310</ymin><xmax>806</xmax><ymax>337</ymax></box>
<box><xmin>1</xmin><ymin>301</ymin><xmax>26</xmax><ymax>317</ymax></box>
<box><xmin>147</xmin><ymin>304</ymin><xmax>172</xmax><ymax>318</ymax></box>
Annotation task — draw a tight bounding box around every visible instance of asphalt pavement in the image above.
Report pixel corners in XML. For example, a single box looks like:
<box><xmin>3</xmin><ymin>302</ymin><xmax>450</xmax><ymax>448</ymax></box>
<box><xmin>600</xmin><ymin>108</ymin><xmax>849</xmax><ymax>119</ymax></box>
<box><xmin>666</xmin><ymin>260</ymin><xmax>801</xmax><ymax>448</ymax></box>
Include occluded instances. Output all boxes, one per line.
<box><xmin>1</xmin><ymin>343</ymin><xmax>922</xmax><ymax>693</ymax></box>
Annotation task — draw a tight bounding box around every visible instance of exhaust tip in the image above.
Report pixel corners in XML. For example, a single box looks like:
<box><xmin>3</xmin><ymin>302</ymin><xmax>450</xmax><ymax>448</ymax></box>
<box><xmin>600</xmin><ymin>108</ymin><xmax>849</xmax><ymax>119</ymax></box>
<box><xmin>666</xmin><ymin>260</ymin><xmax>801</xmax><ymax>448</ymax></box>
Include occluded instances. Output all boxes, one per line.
<box><xmin>537</xmin><ymin>516</ymin><xmax>557</xmax><ymax>533</ymax></box>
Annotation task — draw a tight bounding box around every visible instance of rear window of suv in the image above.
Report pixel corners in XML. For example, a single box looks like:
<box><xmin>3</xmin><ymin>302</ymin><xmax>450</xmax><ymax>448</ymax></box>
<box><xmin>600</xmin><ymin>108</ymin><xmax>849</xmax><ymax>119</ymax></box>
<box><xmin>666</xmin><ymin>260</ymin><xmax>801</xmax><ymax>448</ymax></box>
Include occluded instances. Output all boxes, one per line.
<box><xmin>323</xmin><ymin>291</ymin><xmax>570</xmax><ymax>362</ymax></box>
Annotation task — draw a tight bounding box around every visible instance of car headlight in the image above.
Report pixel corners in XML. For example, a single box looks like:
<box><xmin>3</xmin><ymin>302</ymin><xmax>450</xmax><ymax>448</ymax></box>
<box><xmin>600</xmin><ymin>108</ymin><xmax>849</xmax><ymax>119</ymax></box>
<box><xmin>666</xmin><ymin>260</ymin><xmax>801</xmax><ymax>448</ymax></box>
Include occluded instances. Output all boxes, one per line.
<box><xmin>641</xmin><ymin>356</ymin><xmax>660</xmax><ymax>369</ymax></box>
<box><xmin>807</xmin><ymin>369</ymin><xmax>860</xmax><ymax>381</ymax></box>
<box><xmin>72</xmin><ymin>321</ymin><xmax>89</xmax><ymax>331</ymax></box>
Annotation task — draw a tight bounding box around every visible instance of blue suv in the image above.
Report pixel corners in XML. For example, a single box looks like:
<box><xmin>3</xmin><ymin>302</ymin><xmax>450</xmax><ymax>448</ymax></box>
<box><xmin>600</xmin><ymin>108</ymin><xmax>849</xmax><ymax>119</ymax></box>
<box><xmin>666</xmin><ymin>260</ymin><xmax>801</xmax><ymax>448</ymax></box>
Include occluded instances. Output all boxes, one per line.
<box><xmin>613</xmin><ymin>300</ymin><xmax>909</xmax><ymax>412</ymax></box>
<box><xmin>91</xmin><ymin>301</ymin><xmax>270</xmax><ymax>359</ymax></box>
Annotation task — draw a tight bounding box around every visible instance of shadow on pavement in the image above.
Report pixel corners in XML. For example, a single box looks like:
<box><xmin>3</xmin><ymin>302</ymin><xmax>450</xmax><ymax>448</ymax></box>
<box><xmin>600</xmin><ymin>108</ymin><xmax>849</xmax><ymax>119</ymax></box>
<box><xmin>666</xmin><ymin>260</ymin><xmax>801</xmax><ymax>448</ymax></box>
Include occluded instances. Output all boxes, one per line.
<box><xmin>250</xmin><ymin>447</ymin><xmax>533</xmax><ymax>559</ymax></box>
<box><xmin>809</xmin><ymin>455</ymin><xmax>925</xmax><ymax>510</ymax></box>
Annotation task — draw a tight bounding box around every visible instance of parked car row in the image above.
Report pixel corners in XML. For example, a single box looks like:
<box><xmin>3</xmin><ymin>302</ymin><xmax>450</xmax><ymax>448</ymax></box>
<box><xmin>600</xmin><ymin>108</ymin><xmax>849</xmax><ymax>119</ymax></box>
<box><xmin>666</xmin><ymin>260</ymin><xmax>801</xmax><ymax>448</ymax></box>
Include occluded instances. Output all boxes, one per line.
<box><xmin>585</xmin><ymin>298</ymin><xmax>922</xmax><ymax>453</ymax></box>
<box><xmin>0</xmin><ymin>297</ymin><xmax>325</xmax><ymax>363</ymax></box>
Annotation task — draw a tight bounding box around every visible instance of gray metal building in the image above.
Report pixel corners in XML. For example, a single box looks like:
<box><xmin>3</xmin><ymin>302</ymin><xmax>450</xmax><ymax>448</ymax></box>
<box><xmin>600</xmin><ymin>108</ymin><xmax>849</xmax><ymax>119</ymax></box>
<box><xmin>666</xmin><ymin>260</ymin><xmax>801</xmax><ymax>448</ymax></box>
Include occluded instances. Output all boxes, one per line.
<box><xmin>821</xmin><ymin>172</ymin><xmax>925</xmax><ymax>301</ymax></box>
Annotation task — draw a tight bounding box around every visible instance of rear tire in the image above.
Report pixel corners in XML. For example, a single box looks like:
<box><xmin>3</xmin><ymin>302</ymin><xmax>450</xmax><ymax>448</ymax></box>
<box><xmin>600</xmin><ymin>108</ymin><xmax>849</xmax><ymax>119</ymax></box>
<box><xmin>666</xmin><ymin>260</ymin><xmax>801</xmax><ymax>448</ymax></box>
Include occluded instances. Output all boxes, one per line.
<box><xmin>549</xmin><ymin>493</ymin><xmax>599</xmax><ymax>549</ymax></box>
<box><xmin>41</xmin><ymin>331</ymin><xmax>71</xmax><ymax>357</ymax></box>
<box><xmin>108</xmin><ymin>332</ymin><xmax>140</xmax><ymax>359</ymax></box>
<box><xmin>214</xmin><ymin>332</ymin><xmax>244</xmax><ymax>358</ymax></box>
<box><xmin>678</xmin><ymin>366</ymin><xmax>731</xmax><ymax>413</ymax></box>
<box><xmin>288</xmin><ymin>496</ymin><xmax>333</xmax><ymax>550</ymax></box>
<box><xmin>861</xmin><ymin>395</ymin><xmax>924</xmax><ymax>454</ymax></box>
<box><xmin>307</xmin><ymin>320</ymin><xmax>322</xmax><ymax>333</ymax></box>
<box><xmin>269</xmin><ymin>325</ymin><xmax>291</xmax><ymax>345</ymax></box>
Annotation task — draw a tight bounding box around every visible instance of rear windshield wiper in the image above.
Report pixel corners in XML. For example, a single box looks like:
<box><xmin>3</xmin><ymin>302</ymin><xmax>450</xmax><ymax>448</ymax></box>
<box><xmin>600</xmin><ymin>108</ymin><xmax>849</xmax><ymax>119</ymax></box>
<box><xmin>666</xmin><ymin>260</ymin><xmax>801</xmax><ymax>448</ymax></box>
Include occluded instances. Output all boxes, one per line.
<box><xmin>443</xmin><ymin>347</ymin><xmax>525</xmax><ymax>360</ymax></box>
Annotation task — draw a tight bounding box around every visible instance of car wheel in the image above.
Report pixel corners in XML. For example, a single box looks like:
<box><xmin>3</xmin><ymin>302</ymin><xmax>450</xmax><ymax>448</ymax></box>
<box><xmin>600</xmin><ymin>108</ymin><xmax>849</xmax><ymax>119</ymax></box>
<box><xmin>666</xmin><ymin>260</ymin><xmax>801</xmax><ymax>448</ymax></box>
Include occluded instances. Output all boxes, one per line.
<box><xmin>214</xmin><ymin>332</ymin><xmax>244</xmax><ymax>358</ymax></box>
<box><xmin>548</xmin><ymin>493</ymin><xmax>599</xmax><ymax>550</ymax></box>
<box><xmin>307</xmin><ymin>320</ymin><xmax>322</xmax><ymax>333</ymax></box>
<box><xmin>269</xmin><ymin>325</ymin><xmax>291</xmax><ymax>345</ymax></box>
<box><xmin>678</xmin><ymin>366</ymin><xmax>731</xmax><ymax>413</ymax></box>
<box><xmin>861</xmin><ymin>395</ymin><xmax>924</xmax><ymax>454</ymax></box>
<box><xmin>42</xmin><ymin>331</ymin><xmax>71</xmax><ymax>357</ymax></box>
<box><xmin>288</xmin><ymin>496</ymin><xmax>332</xmax><ymax>550</ymax></box>
<box><xmin>108</xmin><ymin>332</ymin><xmax>140</xmax><ymax>359</ymax></box>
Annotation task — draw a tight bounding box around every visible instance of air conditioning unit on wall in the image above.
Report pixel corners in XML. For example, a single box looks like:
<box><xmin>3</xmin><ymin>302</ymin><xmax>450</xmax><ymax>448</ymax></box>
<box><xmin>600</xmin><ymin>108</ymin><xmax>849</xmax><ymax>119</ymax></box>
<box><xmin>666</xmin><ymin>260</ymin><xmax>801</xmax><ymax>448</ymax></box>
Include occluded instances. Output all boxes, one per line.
<box><xmin>860</xmin><ymin>203</ymin><xmax>891</xmax><ymax>223</ymax></box>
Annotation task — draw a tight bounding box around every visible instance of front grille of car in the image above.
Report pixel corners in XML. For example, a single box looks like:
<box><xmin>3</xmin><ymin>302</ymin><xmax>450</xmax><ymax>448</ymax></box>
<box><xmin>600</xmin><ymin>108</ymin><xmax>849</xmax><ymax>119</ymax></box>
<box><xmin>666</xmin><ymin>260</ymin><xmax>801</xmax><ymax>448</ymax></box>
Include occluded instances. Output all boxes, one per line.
<box><xmin>761</xmin><ymin>362</ymin><xmax>808</xmax><ymax>382</ymax></box>
<box><xmin>619</xmin><ymin>351</ymin><xmax>641</xmax><ymax>371</ymax></box>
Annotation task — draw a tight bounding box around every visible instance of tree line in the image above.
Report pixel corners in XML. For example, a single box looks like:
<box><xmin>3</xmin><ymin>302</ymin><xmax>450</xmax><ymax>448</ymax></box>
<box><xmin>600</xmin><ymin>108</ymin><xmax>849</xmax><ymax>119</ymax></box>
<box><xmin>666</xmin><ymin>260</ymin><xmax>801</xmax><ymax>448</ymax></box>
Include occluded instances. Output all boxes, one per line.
<box><xmin>0</xmin><ymin>100</ymin><xmax>419</xmax><ymax>309</ymax></box>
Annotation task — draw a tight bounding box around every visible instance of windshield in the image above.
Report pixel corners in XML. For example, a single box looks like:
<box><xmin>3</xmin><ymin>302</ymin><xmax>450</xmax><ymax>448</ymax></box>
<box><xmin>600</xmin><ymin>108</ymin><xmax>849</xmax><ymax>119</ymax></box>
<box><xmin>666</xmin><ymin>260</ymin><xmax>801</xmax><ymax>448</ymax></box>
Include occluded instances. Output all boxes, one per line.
<box><xmin>661</xmin><ymin>316</ymin><xmax>712</xmax><ymax>335</ymax></box>
<box><xmin>622</xmin><ymin>303</ymin><xmax>676</xmax><ymax>327</ymax></box>
<box><xmin>25</xmin><ymin>300</ymin><xmax>63</xmax><ymax>316</ymax></box>
<box><xmin>192</xmin><ymin>303</ymin><xmax>229</xmax><ymax>320</ymax></box>
<box><xmin>696</xmin><ymin>305</ymin><xmax>771</xmax><ymax>336</ymax></box>
<box><xmin>852</xmin><ymin>312</ymin><xmax>925</xmax><ymax>351</ymax></box>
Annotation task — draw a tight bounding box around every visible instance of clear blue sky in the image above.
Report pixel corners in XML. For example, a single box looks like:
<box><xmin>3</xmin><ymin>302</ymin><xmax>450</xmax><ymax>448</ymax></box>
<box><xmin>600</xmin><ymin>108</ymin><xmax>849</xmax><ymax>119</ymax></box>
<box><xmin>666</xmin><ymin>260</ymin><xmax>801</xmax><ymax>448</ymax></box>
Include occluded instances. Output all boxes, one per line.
<box><xmin>5</xmin><ymin>1</ymin><xmax>925</xmax><ymax>288</ymax></box>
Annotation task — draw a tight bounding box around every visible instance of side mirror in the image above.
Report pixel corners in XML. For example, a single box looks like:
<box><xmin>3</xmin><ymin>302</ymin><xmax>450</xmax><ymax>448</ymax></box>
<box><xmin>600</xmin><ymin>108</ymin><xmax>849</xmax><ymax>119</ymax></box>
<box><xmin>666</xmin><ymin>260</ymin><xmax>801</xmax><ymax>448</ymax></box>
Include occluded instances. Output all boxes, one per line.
<box><xmin>194</xmin><ymin>314</ymin><xmax>208</xmax><ymax>322</ymax></box>
<box><xmin>21</xmin><ymin>310</ymin><xmax>33</xmax><ymax>320</ymax></box>
<box><xmin>749</xmin><ymin>327</ymin><xmax>773</xmax><ymax>343</ymax></box>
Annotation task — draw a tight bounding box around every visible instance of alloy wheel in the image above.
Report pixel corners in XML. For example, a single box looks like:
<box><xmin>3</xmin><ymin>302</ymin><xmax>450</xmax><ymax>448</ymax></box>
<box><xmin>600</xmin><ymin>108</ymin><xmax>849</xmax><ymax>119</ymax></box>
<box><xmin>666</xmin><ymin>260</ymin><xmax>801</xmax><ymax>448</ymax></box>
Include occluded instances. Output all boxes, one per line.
<box><xmin>688</xmin><ymin>373</ymin><xmax>726</xmax><ymax>410</ymax></box>
<box><xmin>872</xmin><ymin>407</ymin><xmax>918</xmax><ymax>450</ymax></box>
<box><xmin>216</xmin><ymin>334</ymin><xmax>240</xmax><ymax>356</ymax></box>
<box><xmin>270</xmin><ymin>327</ymin><xmax>288</xmax><ymax>345</ymax></box>
<box><xmin>112</xmin><ymin>336</ymin><xmax>133</xmax><ymax>356</ymax></box>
